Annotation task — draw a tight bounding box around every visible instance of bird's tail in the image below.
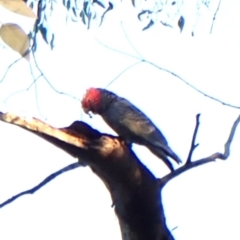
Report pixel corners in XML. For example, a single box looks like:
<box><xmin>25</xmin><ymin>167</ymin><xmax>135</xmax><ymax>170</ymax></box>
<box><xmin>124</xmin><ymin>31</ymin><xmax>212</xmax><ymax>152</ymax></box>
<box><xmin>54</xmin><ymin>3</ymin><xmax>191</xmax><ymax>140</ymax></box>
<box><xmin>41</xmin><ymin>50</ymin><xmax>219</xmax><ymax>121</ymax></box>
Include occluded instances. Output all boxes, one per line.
<box><xmin>147</xmin><ymin>145</ymin><xmax>175</xmax><ymax>172</ymax></box>
<box><xmin>149</xmin><ymin>140</ymin><xmax>182</xmax><ymax>163</ymax></box>
<box><xmin>147</xmin><ymin>142</ymin><xmax>182</xmax><ymax>171</ymax></box>
<box><xmin>162</xmin><ymin>145</ymin><xmax>182</xmax><ymax>164</ymax></box>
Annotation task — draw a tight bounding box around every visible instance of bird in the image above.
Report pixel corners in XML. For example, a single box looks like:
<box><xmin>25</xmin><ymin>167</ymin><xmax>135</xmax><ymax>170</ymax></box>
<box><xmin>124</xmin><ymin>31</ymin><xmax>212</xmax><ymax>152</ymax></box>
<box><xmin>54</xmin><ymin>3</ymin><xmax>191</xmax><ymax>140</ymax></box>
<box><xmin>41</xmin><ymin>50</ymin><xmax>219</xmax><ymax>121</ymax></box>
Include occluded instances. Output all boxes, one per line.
<box><xmin>81</xmin><ymin>87</ymin><xmax>181</xmax><ymax>171</ymax></box>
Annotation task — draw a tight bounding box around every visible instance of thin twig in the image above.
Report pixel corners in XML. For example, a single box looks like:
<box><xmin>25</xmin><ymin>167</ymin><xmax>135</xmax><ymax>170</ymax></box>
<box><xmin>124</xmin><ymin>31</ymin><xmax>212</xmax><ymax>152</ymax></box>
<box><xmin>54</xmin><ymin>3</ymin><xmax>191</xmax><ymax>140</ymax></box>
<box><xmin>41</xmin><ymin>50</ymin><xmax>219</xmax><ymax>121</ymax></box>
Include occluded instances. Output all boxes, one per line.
<box><xmin>0</xmin><ymin>44</ymin><xmax>34</xmax><ymax>84</ymax></box>
<box><xmin>27</xmin><ymin>56</ymin><xmax>46</xmax><ymax>118</ymax></box>
<box><xmin>121</xmin><ymin>22</ymin><xmax>144</xmax><ymax>59</ymax></box>
<box><xmin>105</xmin><ymin>61</ymin><xmax>143</xmax><ymax>88</ymax></box>
<box><xmin>32</xmin><ymin>51</ymin><xmax>80</xmax><ymax>101</ymax></box>
<box><xmin>33</xmin><ymin>73</ymin><xmax>45</xmax><ymax>118</ymax></box>
<box><xmin>186</xmin><ymin>114</ymin><xmax>200</xmax><ymax>163</ymax></box>
<box><xmin>144</xmin><ymin>61</ymin><xmax>240</xmax><ymax>109</ymax></box>
<box><xmin>0</xmin><ymin>57</ymin><xmax>23</xmax><ymax>84</ymax></box>
<box><xmin>0</xmin><ymin>162</ymin><xmax>80</xmax><ymax>209</ymax></box>
<box><xmin>97</xmin><ymin>31</ymin><xmax>240</xmax><ymax>110</ymax></box>
<box><xmin>3</xmin><ymin>74</ymin><xmax>42</xmax><ymax>104</ymax></box>
<box><xmin>95</xmin><ymin>38</ymin><xmax>139</xmax><ymax>60</ymax></box>
<box><xmin>159</xmin><ymin>114</ymin><xmax>240</xmax><ymax>188</ymax></box>
<box><xmin>210</xmin><ymin>0</ymin><xmax>222</xmax><ymax>34</ymax></box>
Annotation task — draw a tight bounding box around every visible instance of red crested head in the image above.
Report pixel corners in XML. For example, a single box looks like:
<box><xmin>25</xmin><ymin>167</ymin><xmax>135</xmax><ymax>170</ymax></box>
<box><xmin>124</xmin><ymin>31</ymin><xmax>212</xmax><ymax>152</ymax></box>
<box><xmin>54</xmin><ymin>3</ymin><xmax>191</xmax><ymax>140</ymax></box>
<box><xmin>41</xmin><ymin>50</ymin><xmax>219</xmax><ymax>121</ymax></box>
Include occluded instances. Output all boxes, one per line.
<box><xmin>81</xmin><ymin>88</ymin><xmax>102</xmax><ymax>114</ymax></box>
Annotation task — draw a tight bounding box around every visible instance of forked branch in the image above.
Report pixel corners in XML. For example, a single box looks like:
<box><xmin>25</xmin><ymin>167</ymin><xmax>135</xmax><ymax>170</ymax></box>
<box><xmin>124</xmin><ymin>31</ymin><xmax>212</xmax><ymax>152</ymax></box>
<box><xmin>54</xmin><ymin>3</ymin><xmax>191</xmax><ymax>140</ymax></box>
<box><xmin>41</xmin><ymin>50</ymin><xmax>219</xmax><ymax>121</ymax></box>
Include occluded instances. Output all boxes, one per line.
<box><xmin>186</xmin><ymin>113</ymin><xmax>200</xmax><ymax>163</ymax></box>
<box><xmin>1</xmin><ymin>112</ymin><xmax>239</xmax><ymax>240</ymax></box>
<box><xmin>0</xmin><ymin>112</ymin><xmax>174</xmax><ymax>240</ymax></box>
<box><xmin>159</xmin><ymin>114</ymin><xmax>240</xmax><ymax>188</ymax></box>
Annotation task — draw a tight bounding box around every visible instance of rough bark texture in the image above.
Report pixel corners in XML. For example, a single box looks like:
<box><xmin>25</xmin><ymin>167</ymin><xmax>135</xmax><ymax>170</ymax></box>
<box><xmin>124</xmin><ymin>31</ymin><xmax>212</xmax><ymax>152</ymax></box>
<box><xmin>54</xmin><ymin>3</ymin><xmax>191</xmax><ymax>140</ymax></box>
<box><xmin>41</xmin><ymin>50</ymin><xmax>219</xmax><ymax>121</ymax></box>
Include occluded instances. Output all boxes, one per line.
<box><xmin>1</xmin><ymin>112</ymin><xmax>240</xmax><ymax>240</ymax></box>
<box><xmin>48</xmin><ymin>122</ymin><xmax>175</xmax><ymax>240</ymax></box>
<box><xmin>0</xmin><ymin>113</ymin><xmax>174</xmax><ymax>240</ymax></box>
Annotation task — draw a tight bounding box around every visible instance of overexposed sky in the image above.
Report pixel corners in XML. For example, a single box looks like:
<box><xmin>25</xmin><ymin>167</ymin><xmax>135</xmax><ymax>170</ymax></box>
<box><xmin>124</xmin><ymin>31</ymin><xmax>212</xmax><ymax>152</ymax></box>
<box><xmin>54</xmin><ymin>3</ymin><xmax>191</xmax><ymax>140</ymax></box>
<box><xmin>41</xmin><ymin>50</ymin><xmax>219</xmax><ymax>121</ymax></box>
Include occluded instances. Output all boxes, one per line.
<box><xmin>0</xmin><ymin>0</ymin><xmax>240</xmax><ymax>239</ymax></box>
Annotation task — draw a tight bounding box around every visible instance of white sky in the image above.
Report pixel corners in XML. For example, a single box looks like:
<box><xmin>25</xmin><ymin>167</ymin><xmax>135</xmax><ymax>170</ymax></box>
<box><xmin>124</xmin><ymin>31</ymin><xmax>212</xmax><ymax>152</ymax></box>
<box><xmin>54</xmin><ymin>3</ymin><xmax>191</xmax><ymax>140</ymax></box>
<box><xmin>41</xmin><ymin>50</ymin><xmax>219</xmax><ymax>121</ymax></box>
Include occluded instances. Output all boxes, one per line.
<box><xmin>0</xmin><ymin>0</ymin><xmax>240</xmax><ymax>239</ymax></box>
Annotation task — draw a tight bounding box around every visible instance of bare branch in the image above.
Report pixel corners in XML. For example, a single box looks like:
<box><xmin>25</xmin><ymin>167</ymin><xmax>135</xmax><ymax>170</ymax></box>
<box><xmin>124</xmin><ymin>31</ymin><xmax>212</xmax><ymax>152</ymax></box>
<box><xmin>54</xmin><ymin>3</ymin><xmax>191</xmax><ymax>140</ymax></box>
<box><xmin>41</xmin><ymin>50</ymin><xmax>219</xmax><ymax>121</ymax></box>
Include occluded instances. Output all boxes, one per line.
<box><xmin>3</xmin><ymin>74</ymin><xmax>42</xmax><ymax>104</ymax></box>
<box><xmin>96</xmin><ymin>36</ymin><xmax>240</xmax><ymax>110</ymax></box>
<box><xmin>0</xmin><ymin>112</ymin><xmax>174</xmax><ymax>240</ymax></box>
<box><xmin>0</xmin><ymin>162</ymin><xmax>80</xmax><ymax>209</ymax></box>
<box><xmin>210</xmin><ymin>0</ymin><xmax>222</xmax><ymax>34</ymax></box>
<box><xmin>0</xmin><ymin>112</ymin><xmax>88</xmax><ymax>149</ymax></box>
<box><xmin>32</xmin><ymin>52</ymin><xmax>80</xmax><ymax>101</ymax></box>
<box><xmin>121</xmin><ymin>22</ymin><xmax>144</xmax><ymax>59</ymax></box>
<box><xmin>186</xmin><ymin>113</ymin><xmax>200</xmax><ymax>163</ymax></box>
<box><xmin>105</xmin><ymin>61</ymin><xmax>143</xmax><ymax>88</ymax></box>
<box><xmin>95</xmin><ymin>38</ymin><xmax>139</xmax><ymax>60</ymax></box>
<box><xmin>0</xmin><ymin>43</ymin><xmax>34</xmax><ymax>84</ymax></box>
<box><xmin>159</xmin><ymin>114</ymin><xmax>240</xmax><ymax>188</ymax></box>
<box><xmin>143</xmin><ymin>60</ymin><xmax>240</xmax><ymax>109</ymax></box>
<box><xmin>28</xmin><ymin>55</ymin><xmax>46</xmax><ymax>117</ymax></box>
<box><xmin>0</xmin><ymin>57</ymin><xmax>23</xmax><ymax>84</ymax></box>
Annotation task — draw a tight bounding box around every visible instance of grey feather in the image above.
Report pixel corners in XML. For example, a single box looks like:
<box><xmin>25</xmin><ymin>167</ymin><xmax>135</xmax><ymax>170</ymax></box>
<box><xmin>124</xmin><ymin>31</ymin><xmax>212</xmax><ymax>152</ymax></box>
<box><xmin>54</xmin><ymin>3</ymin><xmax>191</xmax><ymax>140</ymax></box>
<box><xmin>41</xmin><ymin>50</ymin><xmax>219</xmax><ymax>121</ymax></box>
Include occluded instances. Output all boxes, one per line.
<box><xmin>96</xmin><ymin>89</ymin><xmax>181</xmax><ymax>171</ymax></box>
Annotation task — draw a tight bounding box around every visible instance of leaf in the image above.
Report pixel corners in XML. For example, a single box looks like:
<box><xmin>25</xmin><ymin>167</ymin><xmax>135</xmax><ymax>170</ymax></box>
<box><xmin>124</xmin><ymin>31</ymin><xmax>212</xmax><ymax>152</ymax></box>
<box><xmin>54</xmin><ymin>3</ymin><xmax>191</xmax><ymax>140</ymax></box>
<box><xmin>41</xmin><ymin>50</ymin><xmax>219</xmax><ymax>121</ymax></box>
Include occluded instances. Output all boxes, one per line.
<box><xmin>0</xmin><ymin>0</ymin><xmax>36</xmax><ymax>18</ymax></box>
<box><xmin>178</xmin><ymin>16</ymin><xmax>184</xmax><ymax>32</ymax></box>
<box><xmin>137</xmin><ymin>10</ymin><xmax>152</xmax><ymax>21</ymax></box>
<box><xmin>0</xmin><ymin>23</ymin><xmax>30</xmax><ymax>60</ymax></box>
<box><xmin>40</xmin><ymin>26</ymin><xmax>49</xmax><ymax>43</ymax></box>
<box><xmin>50</xmin><ymin>33</ymin><xmax>55</xmax><ymax>50</ymax></box>
<box><xmin>75</xmin><ymin>0</ymin><xmax>81</xmax><ymax>10</ymax></box>
<box><xmin>83</xmin><ymin>1</ymin><xmax>89</xmax><ymax>14</ymax></box>
<box><xmin>160</xmin><ymin>21</ymin><xmax>173</xmax><ymax>28</ymax></box>
<box><xmin>99</xmin><ymin>2</ymin><xmax>113</xmax><ymax>26</ymax></box>
<box><xmin>39</xmin><ymin>25</ymin><xmax>55</xmax><ymax>49</ymax></box>
<box><xmin>72</xmin><ymin>7</ymin><xmax>78</xmax><ymax>17</ymax></box>
<box><xmin>93</xmin><ymin>0</ymin><xmax>105</xmax><ymax>8</ymax></box>
<box><xmin>40</xmin><ymin>0</ymin><xmax>46</xmax><ymax>11</ymax></box>
<box><xmin>142</xmin><ymin>20</ymin><xmax>154</xmax><ymax>31</ymax></box>
<box><xmin>80</xmin><ymin>11</ymin><xmax>86</xmax><ymax>25</ymax></box>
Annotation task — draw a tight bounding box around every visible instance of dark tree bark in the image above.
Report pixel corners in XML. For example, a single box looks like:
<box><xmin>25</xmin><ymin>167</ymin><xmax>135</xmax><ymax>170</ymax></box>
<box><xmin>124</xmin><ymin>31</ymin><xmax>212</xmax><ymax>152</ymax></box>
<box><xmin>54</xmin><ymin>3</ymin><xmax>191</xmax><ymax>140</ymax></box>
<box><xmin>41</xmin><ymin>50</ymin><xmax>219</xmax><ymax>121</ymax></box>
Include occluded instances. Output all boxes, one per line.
<box><xmin>0</xmin><ymin>112</ymin><xmax>239</xmax><ymax>240</ymax></box>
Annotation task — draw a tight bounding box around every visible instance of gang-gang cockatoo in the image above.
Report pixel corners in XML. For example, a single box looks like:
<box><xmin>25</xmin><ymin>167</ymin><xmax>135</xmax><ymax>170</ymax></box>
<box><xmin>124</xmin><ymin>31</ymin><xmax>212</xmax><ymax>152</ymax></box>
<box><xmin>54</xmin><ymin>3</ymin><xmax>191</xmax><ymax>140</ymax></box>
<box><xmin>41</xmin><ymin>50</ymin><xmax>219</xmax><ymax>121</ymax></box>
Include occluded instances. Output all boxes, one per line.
<box><xmin>81</xmin><ymin>88</ymin><xmax>181</xmax><ymax>171</ymax></box>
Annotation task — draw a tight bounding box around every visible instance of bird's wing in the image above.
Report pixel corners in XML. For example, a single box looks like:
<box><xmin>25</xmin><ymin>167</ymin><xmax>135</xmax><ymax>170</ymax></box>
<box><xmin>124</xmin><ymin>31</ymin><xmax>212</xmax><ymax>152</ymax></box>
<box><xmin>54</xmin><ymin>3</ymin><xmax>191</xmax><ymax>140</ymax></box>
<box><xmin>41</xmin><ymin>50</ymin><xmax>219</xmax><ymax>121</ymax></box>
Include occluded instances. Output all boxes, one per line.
<box><xmin>118</xmin><ymin>99</ymin><xmax>181</xmax><ymax>164</ymax></box>
<box><xmin>118</xmin><ymin>99</ymin><xmax>168</xmax><ymax>144</ymax></box>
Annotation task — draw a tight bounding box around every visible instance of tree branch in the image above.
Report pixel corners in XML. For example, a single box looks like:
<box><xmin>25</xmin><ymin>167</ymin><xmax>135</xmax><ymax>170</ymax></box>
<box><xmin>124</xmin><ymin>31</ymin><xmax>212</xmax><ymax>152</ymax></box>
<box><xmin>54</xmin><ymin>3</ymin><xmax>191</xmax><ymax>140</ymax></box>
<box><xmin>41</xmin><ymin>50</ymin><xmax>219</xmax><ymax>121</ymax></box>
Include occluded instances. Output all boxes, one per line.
<box><xmin>159</xmin><ymin>114</ymin><xmax>240</xmax><ymax>188</ymax></box>
<box><xmin>96</xmin><ymin>33</ymin><xmax>240</xmax><ymax>110</ymax></box>
<box><xmin>0</xmin><ymin>56</ymin><xmax>24</xmax><ymax>84</ymax></box>
<box><xmin>3</xmin><ymin>74</ymin><xmax>42</xmax><ymax>104</ymax></box>
<box><xmin>0</xmin><ymin>162</ymin><xmax>80</xmax><ymax>209</ymax></box>
<box><xmin>105</xmin><ymin>60</ymin><xmax>143</xmax><ymax>88</ymax></box>
<box><xmin>186</xmin><ymin>113</ymin><xmax>200</xmax><ymax>163</ymax></box>
<box><xmin>210</xmin><ymin>0</ymin><xmax>222</xmax><ymax>34</ymax></box>
<box><xmin>1</xmin><ymin>112</ymin><xmax>239</xmax><ymax>239</ymax></box>
<box><xmin>0</xmin><ymin>112</ymin><xmax>174</xmax><ymax>240</ymax></box>
<box><xmin>31</xmin><ymin>51</ymin><xmax>80</xmax><ymax>101</ymax></box>
<box><xmin>144</xmin><ymin>60</ymin><xmax>240</xmax><ymax>109</ymax></box>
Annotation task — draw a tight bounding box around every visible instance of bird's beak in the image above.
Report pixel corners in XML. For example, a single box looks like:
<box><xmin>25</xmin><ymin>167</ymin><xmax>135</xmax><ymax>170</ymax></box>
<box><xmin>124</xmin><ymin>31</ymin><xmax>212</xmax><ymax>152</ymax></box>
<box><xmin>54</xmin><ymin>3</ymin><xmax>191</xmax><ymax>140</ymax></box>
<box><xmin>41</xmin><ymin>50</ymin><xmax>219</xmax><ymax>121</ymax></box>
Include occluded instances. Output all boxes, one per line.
<box><xmin>82</xmin><ymin>106</ymin><xmax>88</xmax><ymax>114</ymax></box>
<box><xmin>82</xmin><ymin>107</ymin><xmax>93</xmax><ymax>118</ymax></box>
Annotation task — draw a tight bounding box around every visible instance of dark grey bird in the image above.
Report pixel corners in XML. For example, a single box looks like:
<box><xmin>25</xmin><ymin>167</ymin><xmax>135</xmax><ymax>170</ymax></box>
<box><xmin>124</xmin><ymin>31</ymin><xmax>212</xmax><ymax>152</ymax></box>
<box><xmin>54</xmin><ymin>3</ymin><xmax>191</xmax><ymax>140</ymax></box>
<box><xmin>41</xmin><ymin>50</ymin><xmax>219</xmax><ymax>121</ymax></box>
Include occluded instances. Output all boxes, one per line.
<box><xmin>81</xmin><ymin>88</ymin><xmax>181</xmax><ymax>171</ymax></box>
